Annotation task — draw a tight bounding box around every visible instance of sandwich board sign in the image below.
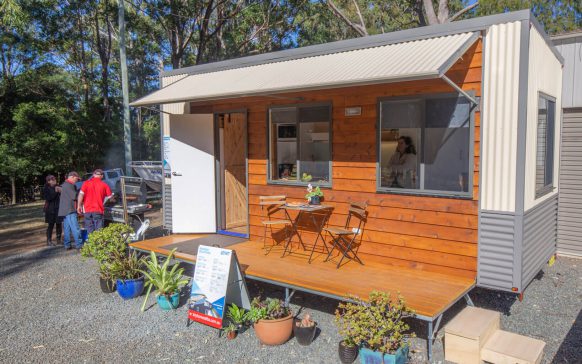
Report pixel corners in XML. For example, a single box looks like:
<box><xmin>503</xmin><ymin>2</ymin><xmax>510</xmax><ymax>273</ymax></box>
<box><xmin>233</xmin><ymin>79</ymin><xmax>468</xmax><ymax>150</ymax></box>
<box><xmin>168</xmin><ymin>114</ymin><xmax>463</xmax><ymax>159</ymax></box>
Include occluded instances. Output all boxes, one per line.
<box><xmin>187</xmin><ymin>245</ymin><xmax>250</xmax><ymax>329</ymax></box>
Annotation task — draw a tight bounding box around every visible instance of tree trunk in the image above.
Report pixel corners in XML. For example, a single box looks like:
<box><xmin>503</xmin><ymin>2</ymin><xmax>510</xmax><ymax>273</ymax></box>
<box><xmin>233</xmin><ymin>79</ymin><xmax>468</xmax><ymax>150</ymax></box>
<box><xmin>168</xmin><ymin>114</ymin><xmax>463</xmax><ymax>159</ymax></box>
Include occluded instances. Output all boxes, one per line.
<box><xmin>10</xmin><ymin>176</ymin><xmax>16</xmax><ymax>205</ymax></box>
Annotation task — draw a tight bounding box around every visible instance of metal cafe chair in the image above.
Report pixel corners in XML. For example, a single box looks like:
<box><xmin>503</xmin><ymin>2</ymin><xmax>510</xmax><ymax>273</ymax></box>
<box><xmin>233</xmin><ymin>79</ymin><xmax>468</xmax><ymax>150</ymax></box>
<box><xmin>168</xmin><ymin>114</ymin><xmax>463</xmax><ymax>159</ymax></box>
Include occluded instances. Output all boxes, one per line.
<box><xmin>259</xmin><ymin>195</ymin><xmax>293</xmax><ymax>253</ymax></box>
<box><xmin>323</xmin><ymin>201</ymin><xmax>368</xmax><ymax>268</ymax></box>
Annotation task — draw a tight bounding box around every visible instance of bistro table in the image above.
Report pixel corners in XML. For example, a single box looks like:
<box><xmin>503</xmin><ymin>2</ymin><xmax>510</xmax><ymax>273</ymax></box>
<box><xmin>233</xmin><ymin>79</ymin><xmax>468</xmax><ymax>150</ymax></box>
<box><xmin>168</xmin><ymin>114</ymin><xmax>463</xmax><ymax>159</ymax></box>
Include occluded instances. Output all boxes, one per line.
<box><xmin>282</xmin><ymin>203</ymin><xmax>333</xmax><ymax>261</ymax></box>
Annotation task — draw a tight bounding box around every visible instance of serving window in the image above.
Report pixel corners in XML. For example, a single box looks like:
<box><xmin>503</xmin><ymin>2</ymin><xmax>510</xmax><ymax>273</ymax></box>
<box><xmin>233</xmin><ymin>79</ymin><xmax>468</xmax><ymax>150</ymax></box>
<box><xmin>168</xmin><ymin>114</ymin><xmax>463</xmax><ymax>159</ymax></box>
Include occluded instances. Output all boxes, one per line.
<box><xmin>268</xmin><ymin>103</ymin><xmax>331</xmax><ymax>186</ymax></box>
<box><xmin>378</xmin><ymin>93</ymin><xmax>475</xmax><ymax>197</ymax></box>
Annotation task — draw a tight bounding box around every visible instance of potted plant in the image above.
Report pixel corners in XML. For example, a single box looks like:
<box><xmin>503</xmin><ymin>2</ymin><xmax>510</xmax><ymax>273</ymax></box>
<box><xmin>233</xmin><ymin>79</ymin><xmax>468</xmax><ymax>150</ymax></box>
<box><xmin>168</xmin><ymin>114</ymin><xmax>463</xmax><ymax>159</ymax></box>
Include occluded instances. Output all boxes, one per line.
<box><xmin>294</xmin><ymin>312</ymin><xmax>317</xmax><ymax>346</ymax></box>
<box><xmin>336</xmin><ymin>291</ymin><xmax>415</xmax><ymax>364</ymax></box>
<box><xmin>305</xmin><ymin>184</ymin><xmax>324</xmax><ymax>205</ymax></box>
<box><xmin>335</xmin><ymin>304</ymin><xmax>360</xmax><ymax>364</ymax></box>
<box><xmin>247</xmin><ymin>297</ymin><xmax>293</xmax><ymax>345</ymax></box>
<box><xmin>80</xmin><ymin>223</ymin><xmax>133</xmax><ymax>293</ymax></box>
<box><xmin>223</xmin><ymin>323</ymin><xmax>238</xmax><ymax>340</ymax></box>
<box><xmin>109</xmin><ymin>250</ymin><xmax>146</xmax><ymax>300</ymax></box>
<box><xmin>226</xmin><ymin>303</ymin><xmax>247</xmax><ymax>332</ymax></box>
<box><xmin>140</xmin><ymin>248</ymin><xmax>189</xmax><ymax>311</ymax></box>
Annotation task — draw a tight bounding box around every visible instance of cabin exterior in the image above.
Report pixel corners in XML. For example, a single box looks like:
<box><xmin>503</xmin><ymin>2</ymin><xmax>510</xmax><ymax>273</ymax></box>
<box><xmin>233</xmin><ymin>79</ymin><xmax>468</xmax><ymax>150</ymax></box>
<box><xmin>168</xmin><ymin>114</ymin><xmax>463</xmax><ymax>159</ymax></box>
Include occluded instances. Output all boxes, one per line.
<box><xmin>132</xmin><ymin>10</ymin><xmax>563</xmax><ymax>294</ymax></box>
<box><xmin>552</xmin><ymin>31</ymin><xmax>582</xmax><ymax>259</ymax></box>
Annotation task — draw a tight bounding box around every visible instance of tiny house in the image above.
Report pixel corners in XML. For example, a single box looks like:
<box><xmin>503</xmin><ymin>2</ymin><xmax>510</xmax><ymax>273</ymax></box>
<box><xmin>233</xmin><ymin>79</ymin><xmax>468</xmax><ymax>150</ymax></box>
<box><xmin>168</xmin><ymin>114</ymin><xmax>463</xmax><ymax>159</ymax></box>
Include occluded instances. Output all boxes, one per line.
<box><xmin>131</xmin><ymin>10</ymin><xmax>563</xmax><ymax>295</ymax></box>
<box><xmin>553</xmin><ymin>31</ymin><xmax>582</xmax><ymax>259</ymax></box>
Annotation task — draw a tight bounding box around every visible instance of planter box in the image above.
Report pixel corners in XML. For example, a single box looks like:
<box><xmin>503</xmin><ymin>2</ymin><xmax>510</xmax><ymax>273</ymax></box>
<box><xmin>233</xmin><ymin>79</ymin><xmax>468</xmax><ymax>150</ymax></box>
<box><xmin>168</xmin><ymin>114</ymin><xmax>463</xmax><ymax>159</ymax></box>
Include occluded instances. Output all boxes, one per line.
<box><xmin>359</xmin><ymin>346</ymin><xmax>408</xmax><ymax>364</ymax></box>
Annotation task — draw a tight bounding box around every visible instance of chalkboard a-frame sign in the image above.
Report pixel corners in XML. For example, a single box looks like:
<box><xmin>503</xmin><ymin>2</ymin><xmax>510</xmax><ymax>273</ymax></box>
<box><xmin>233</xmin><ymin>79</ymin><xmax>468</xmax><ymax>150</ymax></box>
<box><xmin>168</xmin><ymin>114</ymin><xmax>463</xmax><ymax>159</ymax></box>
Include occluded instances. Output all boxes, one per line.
<box><xmin>187</xmin><ymin>245</ymin><xmax>250</xmax><ymax>329</ymax></box>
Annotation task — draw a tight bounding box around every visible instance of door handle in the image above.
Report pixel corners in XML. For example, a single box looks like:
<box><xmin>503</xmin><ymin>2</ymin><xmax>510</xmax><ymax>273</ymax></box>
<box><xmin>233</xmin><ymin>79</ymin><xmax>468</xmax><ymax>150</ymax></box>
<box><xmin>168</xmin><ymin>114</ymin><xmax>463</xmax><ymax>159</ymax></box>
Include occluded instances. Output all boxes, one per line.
<box><xmin>172</xmin><ymin>172</ymin><xmax>182</xmax><ymax>176</ymax></box>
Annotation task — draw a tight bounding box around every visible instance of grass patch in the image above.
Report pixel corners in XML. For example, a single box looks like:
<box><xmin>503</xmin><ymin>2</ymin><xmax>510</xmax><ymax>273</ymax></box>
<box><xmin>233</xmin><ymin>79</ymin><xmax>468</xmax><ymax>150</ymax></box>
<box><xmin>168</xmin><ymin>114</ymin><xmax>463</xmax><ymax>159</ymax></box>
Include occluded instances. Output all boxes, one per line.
<box><xmin>0</xmin><ymin>201</ymin><xmax>45</xmax><ymax>233</ymax></box>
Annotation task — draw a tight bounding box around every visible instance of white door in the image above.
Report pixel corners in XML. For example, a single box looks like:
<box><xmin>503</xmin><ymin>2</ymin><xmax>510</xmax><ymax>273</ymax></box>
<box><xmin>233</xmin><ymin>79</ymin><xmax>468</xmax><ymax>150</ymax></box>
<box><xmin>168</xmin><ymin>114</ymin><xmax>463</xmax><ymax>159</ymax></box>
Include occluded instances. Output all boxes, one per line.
<box><xmin>169</xmin><ymin>114</ymin><xmax>216</xmax><ymax>233</ymax></box>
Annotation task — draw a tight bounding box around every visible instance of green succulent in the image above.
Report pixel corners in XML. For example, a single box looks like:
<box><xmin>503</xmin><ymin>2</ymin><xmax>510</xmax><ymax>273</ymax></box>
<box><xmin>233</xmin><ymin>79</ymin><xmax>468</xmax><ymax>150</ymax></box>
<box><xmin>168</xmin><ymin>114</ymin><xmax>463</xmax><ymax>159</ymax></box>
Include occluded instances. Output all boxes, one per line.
<box><xmin>140</xmin><ymin>248</ymin><xmax>189</xmax><ymax>311</ymax></box>
<box><xmin>247</xmin><ymin>297</ymin><xmax>291</xmax><ymax>323</ymax></box>
<box><xmin>334</xmin><ymin>291</ymin><xmax>415</xmax><ymax>353</ymax></box>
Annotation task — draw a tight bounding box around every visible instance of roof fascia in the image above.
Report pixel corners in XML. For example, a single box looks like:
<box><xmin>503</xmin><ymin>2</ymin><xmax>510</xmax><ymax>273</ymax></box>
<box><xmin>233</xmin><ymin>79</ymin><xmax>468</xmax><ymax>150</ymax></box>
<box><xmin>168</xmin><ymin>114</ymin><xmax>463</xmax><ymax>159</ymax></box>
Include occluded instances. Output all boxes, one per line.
<box><xmin>161</xmin><ymin>10</ymin><xmax>531</xmax><ymax>78</ymax></box>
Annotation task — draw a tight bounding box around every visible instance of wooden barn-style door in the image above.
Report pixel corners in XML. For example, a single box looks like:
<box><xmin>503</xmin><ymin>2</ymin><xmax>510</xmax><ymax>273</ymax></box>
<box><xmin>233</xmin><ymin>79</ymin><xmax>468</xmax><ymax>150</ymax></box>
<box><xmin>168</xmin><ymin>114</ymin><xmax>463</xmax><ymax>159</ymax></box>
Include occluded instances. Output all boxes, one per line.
<box><xmin>216</xmin><ymin>112</ymin><xmax>249</xmax><ymax>237</ymax></box>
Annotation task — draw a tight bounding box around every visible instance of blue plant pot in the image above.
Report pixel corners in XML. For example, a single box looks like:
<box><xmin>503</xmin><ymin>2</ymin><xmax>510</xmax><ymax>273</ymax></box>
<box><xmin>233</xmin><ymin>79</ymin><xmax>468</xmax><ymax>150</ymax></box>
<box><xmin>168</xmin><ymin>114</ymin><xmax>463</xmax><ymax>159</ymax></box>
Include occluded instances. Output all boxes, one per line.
<box><xmin>157</xmin><ymin>292</ymin><xmax>180</xmax><ymax>310</ymax></box>
<box><xmin>116</xmin><ymin>276</ymin><xmax>144</xmax><ymax>300</ymax></box>
<box><xmin>309</xmin><ymin>195</ymin><xmax>321</xmax><ymax>205</ymax></box>
<box><xmin>359</xmin><ymin>346</ymin><xmax>409</xmax><ymax>364</ymax></box>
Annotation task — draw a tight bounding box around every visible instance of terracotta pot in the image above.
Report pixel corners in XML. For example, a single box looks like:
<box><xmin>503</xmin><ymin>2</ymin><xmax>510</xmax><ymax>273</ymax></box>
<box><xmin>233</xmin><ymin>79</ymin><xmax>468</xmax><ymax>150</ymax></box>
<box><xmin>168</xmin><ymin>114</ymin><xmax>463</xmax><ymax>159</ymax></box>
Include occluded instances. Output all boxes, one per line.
<box><xmin>338</xmin><ymin>341</ymin><xmax>359</xmax><ymax>364</ymax></box>
<box><xmin>253</xmin><ymin>313</ymin><xmax>293</xmax><ymax>345</ymax></box>
<box><xmin>226</xmin><ymin>331</ymin><xmax>237</xmax><ymax>340</ymax></box>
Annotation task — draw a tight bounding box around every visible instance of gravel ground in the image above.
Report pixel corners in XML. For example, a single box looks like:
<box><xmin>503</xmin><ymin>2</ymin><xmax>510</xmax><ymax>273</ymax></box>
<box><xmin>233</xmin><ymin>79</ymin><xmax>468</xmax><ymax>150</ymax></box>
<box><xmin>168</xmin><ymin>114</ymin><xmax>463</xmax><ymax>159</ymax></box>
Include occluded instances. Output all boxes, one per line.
<box><xmin>0</xmin><ymin>246</ymin><xmax>580</xmax><ymax>364</ymax></box>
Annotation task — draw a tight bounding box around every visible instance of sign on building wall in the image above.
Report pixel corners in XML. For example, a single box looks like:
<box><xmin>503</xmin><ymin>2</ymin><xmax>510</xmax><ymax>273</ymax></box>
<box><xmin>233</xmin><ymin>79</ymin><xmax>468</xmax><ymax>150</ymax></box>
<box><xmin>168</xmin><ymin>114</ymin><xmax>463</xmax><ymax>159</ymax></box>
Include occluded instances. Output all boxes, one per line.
<box><xmin>162</xmin><ymin>135</ymin><xmax>171</xmax><ymax>180</ymax></box>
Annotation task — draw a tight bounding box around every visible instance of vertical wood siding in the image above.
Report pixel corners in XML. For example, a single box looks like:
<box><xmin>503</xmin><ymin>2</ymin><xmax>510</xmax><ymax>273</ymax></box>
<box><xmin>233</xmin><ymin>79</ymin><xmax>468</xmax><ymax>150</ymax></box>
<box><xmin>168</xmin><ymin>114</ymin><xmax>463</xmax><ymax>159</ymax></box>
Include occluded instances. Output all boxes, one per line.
<box><xmin>189</xmin><ymin>41</ymin><xmax>482</xmax><ymax>278</ymax></box>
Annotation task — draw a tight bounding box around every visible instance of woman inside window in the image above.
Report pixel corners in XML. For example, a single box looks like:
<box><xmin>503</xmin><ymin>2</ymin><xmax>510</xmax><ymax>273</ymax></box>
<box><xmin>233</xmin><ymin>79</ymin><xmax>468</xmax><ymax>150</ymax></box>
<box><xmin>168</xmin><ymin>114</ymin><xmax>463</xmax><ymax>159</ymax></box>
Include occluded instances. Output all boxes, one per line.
<box><xmin>388</xmin><ymin>136</ymin><xmax>418</xmax><ymax>189</ymax></box>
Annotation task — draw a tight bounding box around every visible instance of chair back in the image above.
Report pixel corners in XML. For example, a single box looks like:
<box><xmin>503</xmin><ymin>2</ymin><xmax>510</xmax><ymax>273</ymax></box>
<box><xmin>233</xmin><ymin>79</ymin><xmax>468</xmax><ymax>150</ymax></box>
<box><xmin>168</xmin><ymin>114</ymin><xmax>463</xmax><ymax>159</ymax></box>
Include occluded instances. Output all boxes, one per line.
<box><xmin>259</xmin><ymin>195</ymin><xmax>287</xmax><ymax>218</ymax></box>
<box><xmin>344</xmin><ymin>201</ymin><xmax>368</xmax><ymax>233</ymax></box>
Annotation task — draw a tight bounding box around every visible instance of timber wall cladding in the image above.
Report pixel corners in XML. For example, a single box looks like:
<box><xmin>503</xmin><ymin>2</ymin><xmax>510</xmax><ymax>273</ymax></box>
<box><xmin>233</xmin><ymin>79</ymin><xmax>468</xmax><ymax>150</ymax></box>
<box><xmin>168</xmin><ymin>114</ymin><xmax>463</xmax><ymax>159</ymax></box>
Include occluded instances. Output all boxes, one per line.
<box><xmin>191</xmin><ymin>40</ymin><xmax>482</xmax><ymax>279</ymax></box>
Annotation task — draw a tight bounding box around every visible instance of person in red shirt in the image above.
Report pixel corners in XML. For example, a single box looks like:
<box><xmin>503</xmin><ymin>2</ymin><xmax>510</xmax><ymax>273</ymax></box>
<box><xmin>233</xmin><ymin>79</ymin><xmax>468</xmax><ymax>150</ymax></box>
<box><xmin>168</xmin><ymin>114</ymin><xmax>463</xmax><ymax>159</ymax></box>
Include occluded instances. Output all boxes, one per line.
<box><xmin>77</xmin><ymin>169</ymin><xmax>112</xmax><ymax>234</ymax></box>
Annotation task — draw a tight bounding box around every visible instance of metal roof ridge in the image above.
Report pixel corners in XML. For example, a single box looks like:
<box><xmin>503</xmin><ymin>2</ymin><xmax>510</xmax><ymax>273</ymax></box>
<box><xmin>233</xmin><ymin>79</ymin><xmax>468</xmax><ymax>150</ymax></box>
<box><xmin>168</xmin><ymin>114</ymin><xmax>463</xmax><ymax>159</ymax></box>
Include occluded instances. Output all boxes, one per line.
<box><xmin>161</xmin><ymin>10</ymin><xmax>531</xmax><ymax>78</ymax></box>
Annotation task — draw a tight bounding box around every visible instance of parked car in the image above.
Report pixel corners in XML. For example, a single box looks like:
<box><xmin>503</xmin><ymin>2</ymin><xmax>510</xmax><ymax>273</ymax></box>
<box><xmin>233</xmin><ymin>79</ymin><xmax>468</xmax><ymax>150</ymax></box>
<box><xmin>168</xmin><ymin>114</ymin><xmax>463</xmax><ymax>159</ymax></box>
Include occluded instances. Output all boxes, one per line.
<box><xmin>75</xmin><ymin>168</ymin><xmax>124</xmax><ymax>193</ymax></box>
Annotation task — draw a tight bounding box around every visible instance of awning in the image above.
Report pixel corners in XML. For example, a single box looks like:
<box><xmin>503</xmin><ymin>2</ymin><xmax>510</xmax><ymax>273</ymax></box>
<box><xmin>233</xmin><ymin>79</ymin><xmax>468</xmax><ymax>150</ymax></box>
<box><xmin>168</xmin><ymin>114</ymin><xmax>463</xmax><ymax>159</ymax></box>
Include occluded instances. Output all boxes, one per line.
<box><xmin>131</xmin><ymin>32</ymin><xmax>480</xmax><ymax>107</ymax></box>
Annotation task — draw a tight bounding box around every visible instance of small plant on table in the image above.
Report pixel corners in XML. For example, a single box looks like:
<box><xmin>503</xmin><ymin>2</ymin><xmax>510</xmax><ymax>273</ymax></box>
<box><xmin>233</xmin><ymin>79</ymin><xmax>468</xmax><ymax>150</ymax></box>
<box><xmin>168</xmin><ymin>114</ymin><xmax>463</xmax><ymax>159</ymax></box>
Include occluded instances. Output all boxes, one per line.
<box><xmin>305</xmin><ymin>184</ymin><xmax>324</xmax><ymax>204</ymax></box>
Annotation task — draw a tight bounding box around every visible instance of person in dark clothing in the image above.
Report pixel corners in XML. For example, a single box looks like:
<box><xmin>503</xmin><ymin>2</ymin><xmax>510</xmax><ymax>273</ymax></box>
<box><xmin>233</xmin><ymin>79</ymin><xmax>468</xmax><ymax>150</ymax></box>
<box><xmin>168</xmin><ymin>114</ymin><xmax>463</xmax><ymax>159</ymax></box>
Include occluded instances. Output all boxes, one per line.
<box><xmin>42</xmin><ymin>175</ymin><xmax>62</xmax><ymax>246</ymax></box>
<box><xmin>58</xmin><ymin>171</ymin><xmax>82</xmax><ymax>250</ymax></box>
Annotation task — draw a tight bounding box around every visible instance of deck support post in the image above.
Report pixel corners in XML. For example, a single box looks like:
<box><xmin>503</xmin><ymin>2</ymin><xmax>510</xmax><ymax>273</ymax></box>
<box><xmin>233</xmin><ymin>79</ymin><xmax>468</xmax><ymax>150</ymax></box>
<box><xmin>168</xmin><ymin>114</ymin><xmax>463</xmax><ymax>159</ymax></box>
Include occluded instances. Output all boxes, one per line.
<box><xmin>464</xmin><ymin>293</ymin><xmax>474</xmax><ymax>306</ymax></box>
<box><xmin>284</xmin><ymin>288</ymin><xmax>296</xmax><ymax>306</ymax></box>
<box><xmin>427</xmin><ymin>320</ymin><xmax>434</xmax><ymax>362</ymax></box>
<box><xmin>427</xmin><ymin>314</ymin><xmax>443</xmax><ymax>363</ymax></box>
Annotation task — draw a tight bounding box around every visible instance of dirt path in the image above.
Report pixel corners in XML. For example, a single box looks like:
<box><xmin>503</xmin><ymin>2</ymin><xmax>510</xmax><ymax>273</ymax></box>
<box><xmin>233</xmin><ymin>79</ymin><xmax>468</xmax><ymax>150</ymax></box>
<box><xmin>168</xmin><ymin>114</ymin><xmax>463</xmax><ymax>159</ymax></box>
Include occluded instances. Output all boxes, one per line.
<box><xmin>0</xmin><ymin>201</ymin><xmax>163</xmax><ymax>257</ymax></box>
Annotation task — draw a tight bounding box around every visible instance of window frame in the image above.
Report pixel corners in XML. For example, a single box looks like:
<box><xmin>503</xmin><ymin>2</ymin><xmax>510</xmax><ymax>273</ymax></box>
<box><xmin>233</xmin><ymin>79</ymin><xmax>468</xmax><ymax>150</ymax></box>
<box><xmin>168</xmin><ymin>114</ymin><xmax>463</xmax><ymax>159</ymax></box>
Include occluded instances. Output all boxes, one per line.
<box><xmin>535</xmin><ymin>92</ymin><xmax>557</xmax><ymax>199</ymax></box>
<box><xmin>376</xmin><ymin>92</ymin><xmax>476</xmax><ymax>199</ymax></box>
<box><xmin>266</xmin><ymin>101</ymin><xmax>333</xmax><ymax>187</ymax></box>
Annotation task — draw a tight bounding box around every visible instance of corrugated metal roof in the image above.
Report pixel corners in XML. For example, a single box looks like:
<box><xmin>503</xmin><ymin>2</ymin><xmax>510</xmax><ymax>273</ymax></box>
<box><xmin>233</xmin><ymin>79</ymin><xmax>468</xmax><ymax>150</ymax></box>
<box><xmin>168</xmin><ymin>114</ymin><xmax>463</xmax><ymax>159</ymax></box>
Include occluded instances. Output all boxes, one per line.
<box><xmin>131</xmin><ymin>32</ymin><xmax>479</xmax><ymax>107</ymax></box>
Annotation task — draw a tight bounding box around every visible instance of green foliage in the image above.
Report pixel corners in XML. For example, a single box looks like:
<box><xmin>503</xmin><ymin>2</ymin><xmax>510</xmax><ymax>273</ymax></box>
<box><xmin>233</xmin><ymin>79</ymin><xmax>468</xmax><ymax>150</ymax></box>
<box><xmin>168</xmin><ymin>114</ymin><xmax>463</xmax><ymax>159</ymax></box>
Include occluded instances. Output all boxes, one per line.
<box><xmin>109</xmin><ymin>250</ymin><xmax>145</xmax><ymax>281</ymax></box>
<box><xmin>334</xmin><ymin>291</ymin><xmax>415</xmax><ymax>353</ymax></box>
<box><xmin>247</xmin><ymin>297</ymin><xmax>291</xmax><ymax>323</ymax></box>
<box><xmin>305</xmin><ymin>185</ymin><xmax>324</xmax><ymax>199</ymax></box>
<box><xmin>140</xmin><ymin>248</ymin><xmax>189</xmax><ymax>311</ymax></box>
<box><xmin>80</xmin><ymin>223</ymin><xmax>133</xmax><ymax>280</ymax></box>
<box><xmin>81</xmin><ymin>223</ymin><xmax>132</xmax><ymax>264</ymax></box>
<box><xmin>223</xmin><ymin>322</ymin><xmax>237</xmax><ymax>334</ymax></box>
<box><xmin>227</xmin><ymin>303</ymin><xmax>246</xmax><ymax>326</ymax></box>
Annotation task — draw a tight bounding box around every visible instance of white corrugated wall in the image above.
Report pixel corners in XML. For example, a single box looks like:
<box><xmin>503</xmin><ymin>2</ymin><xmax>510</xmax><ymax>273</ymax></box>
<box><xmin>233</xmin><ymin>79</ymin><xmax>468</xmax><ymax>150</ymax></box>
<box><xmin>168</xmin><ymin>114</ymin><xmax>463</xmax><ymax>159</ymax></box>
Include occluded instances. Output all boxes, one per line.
<box><xmin>480</xmin><ymin>21</ymin><xmax>522</xmax><ymax>212</ymax></box>
<box><xmin>524</xmin><ymin>28</ymin><xmax>563</xmax><ymax>211</ymax></box>
<box><xmin>160</xmin><ymin>73</ymin><xmax>188</xmax><ymax>230</ymax></box>
<box><xmin>161</xmin><ymin>74</ymin><xmax>189</xmax><ymax>135</ymax></box>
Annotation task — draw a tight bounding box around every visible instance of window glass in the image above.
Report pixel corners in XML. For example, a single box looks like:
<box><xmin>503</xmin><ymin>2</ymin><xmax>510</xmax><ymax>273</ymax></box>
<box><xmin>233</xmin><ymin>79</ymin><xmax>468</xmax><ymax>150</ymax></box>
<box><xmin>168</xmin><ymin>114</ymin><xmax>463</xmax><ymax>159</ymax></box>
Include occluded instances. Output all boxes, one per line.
<box><xmin>380</xmin><ymin>100</ymin><xmax>421</xmax><ymax>189</ymax></box>
<box><xmin>269</xmin><ymin>104</ymin><xmax>331</xmax><ymax>184</ymax></box>
<box><xmin>106</xmin><ymin>171</ymin><xmax>117</xmax><ymax>179</ymax></box>
<box><xmin>424</xmin><ymin>97</ymin><xmax>471</xmax><ymax>192</ymax></box>
<box><xmin>379</xmin><ymin>94</ymin><xmax>473</xmax><ymax>195</ymax></box>
<box><xmin>535</xmin><ymin>95</ymin><xmax>555</xmax><ymax>197</ymax></box>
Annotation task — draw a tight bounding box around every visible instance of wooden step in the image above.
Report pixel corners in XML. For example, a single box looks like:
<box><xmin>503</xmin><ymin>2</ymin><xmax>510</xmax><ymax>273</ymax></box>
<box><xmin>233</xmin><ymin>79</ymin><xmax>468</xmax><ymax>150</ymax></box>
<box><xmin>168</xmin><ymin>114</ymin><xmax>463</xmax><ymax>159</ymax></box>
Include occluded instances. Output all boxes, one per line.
<box><xmin>481</xmin><ymin>330</ymin><xmax>545</xmax><ymax>364</ymax></box>
<box><xmin>444</xmin><ymin>307</ymin><xmax>500</xmax><ymax>364</ymax></box>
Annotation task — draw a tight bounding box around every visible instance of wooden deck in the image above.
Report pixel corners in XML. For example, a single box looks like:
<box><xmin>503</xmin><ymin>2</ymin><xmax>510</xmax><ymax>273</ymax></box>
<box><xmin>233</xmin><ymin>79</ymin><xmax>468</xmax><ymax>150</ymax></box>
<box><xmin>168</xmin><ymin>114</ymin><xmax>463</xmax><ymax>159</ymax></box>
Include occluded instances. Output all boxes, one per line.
<box><xmin>130</xmin><ymin>234</ymin><xmax>475</xmax><ymax>320</ymax></box>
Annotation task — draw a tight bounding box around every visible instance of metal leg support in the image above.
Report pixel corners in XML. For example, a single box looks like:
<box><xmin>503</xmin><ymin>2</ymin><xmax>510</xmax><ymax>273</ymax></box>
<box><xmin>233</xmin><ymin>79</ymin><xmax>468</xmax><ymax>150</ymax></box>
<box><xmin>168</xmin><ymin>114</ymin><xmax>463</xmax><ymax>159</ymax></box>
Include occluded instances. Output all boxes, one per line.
<box><xmin>427</xmin><ymin>320</ymin><xmax>433</xmax><ymax>363</ymax></box>
<box><xmin>464</xmin><ymin>293</ymin><xmax>474</xmax><ymax>306</ymax></box>
<box><xmin>284</xmin><ymin>287</ymin><xmax>296</xmax><ymax>306</ymax></box>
